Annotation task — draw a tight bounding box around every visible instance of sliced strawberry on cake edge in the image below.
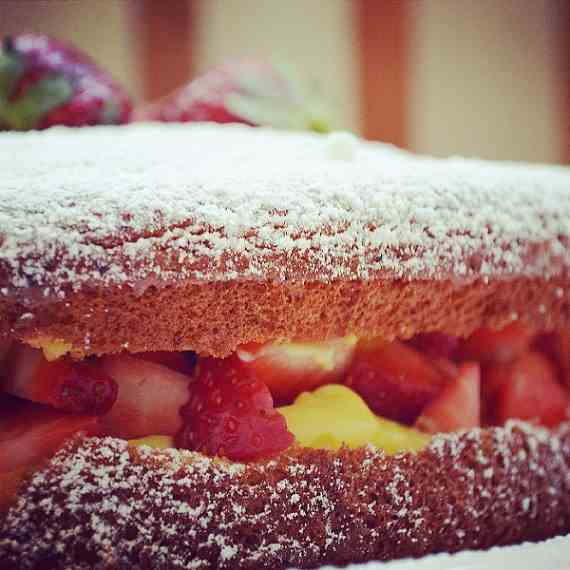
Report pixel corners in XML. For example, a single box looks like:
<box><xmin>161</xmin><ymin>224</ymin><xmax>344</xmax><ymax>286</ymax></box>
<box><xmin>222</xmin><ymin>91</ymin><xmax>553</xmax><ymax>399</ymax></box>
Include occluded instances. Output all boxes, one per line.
<box><xmin>99</xmin><ymin>355</ymin><xmax>193</xmax><ymax>439</ymax></box>
<box><xmin>0</xmin><ymin>399</ymin><xmax>100</xmax><ymax>473</ymax></box>
<box><xmin>415</xmin><ymin>363</ymin><xmax>481</xmax><ymax>434</ymax></box>
<box><xmin>490</xmin><ymin>352</ymin><xmax>570</xmax><ymax>428</ymax></box>
<box><xmin>236</xmin><ymin>336</ymin><xmax>357</xmax><ymax>404</ymax></box>
<box><xmin>344</xmin><ymin>338</ymin><xmax>449</xmax><ymax>425</ymax></box>
<box><xmin>176</xmin><ymin>355</ymin><xmax>294</xmax><ymax>461</ymax></box>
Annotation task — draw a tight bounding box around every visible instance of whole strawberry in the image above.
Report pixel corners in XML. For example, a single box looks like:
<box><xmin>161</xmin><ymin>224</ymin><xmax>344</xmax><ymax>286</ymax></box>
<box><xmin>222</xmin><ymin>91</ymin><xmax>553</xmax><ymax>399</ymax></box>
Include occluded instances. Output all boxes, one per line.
<box><xmin>176</xmin><ymin>355</ymin><xmax>295</xmax><ymax>461</ymax></box>
<box><xmin>136</xmin><ymin>60</ymin><xmax>333</xmax><ymax>133</ymax></box>
<box><xmin>0</xmin><ymin>33</ymin><xmax>132</xmax><ymax>130</ymax></box>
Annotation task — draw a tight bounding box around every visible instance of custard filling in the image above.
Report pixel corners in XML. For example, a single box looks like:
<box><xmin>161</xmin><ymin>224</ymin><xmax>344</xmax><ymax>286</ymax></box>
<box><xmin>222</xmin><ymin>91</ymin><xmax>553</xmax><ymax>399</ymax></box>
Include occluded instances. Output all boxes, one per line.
<box><xmin>1</xmin><ymin>323</ymin><xmax>569</xmax><ymax>477</ymax></box>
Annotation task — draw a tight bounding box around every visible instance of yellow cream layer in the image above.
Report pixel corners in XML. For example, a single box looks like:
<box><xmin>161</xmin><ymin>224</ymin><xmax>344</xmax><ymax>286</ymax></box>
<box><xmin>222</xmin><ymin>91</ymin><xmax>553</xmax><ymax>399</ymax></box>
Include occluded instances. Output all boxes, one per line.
<box><xmin>131</xmin><ymin>385</ymin><xmax>429</xmax><ymax>455</ymax></box>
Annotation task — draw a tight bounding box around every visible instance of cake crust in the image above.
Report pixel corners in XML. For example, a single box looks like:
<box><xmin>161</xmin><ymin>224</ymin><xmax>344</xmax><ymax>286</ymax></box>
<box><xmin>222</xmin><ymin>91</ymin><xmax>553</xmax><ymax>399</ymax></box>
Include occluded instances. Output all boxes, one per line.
<box><xmin>1</xmin><ymin>124</ymin><xmax>569</xmax><ymax>356</ymax></box>
<box><xmin>1</xmin><ymin>124</ymin><xmax>569</xmax><ymax>294</ymax></box>
<box><xmin>1</xmin><ymin>422</ymin><xmax>569</xmax><ymax>569</ymax></box>
<box><xmin>1</xmin><ymin>124</ymin><xmax>570</xmax><ymax>566</ymax></box>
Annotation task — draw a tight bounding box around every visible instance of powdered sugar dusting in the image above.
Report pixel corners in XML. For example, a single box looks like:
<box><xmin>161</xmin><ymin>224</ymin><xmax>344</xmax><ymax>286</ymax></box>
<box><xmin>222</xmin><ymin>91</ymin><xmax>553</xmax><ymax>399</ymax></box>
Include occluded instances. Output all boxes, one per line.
<box><xmin>2</xmin><ymin>422</ymin><xmax>569</xmax><ymax>568</ymax></box>
<box><xmin>0</xmin><ymin>123</ymin><xmax>569</xmax><ymax>298</ymax></box>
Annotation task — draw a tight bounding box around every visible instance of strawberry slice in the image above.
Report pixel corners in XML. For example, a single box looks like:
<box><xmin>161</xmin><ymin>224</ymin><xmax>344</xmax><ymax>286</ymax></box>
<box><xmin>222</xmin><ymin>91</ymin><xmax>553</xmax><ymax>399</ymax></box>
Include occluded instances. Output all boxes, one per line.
<box><xmin>459</xmin><ymin>322</ymin><xmax>535</xmax><ymax>365</ymax></box>
<box><xmin>133</xmin><ymin>351</ymin><xmax>197</xmax><ymax>376</ymax></box>
<box><xmin>3</xmin><ymin>344</ymin><xmax>117</xmax><ymax>415</ymax></box>
<box><xmin>535</xmin><ymin>331</ymin><xmax>570</xmax><ymax>389</ymax></box>
<box><xmin>0</xmin><ymin>398</ymin><xmax>99</xmax><ymax>473</ymax></box>
<box><xmin>553</xmin><ymin>331</ymin><xmax>570</xmax><ymax>389</ymax></box>
<box><xmin>99</xmin><ymin>355</ymin><xmax>192</xmax><ymax>439</ymax></box>
<box><xmin>344</xmin><ymin>338</ymin><xmax>448</xmax><ymax>424</ymax></box>
<box><xmin>176</xmin><ymin>356</ymin><xmax>294</xmax><ymax>461</ymax></box>
<box><xmin>408</xmin><ymin>332</ymin><xmax>459</xmax><ymax>360</ymax></box>
<box><xmin>490</xmin><ymin>352</ymin><xmax>569</xmax><ymax>428</ymax></box>
<box><xmin>236</xmin><ymin>337</ymin><xmax>357</xmax><ymax>404</ymax></box>
<box><xmin>415</xmin><ymin>363</ymin><xmax>481</xmax><ymax>434</ymax></box>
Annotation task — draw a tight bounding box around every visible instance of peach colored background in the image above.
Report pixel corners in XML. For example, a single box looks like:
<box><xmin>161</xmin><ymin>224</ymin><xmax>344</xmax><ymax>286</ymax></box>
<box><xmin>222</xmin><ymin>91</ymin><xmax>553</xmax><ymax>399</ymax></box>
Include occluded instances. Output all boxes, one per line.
<box><xmin>0</xmin><ymin>0</ymin><xmax>568</xmax><ymax>164</ymax></box>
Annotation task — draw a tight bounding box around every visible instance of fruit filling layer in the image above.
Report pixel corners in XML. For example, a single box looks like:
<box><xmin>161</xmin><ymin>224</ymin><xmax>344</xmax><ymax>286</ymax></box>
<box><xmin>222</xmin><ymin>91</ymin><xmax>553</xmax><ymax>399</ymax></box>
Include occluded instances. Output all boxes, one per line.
<box><xmin>1</xmin><ymin>324</ymin><xmax>569</xmax><ymax>476</ymax></box>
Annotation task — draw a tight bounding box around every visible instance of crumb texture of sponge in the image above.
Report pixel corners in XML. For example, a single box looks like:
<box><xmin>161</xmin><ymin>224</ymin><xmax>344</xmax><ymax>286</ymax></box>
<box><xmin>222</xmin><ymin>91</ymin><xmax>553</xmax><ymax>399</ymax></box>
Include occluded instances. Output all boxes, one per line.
<box><xmin>2</xmin><ymin>276</ymin><xmax>569</xmax><ymax>358</ymax></box>
<box><xmin>1</xmin><ymin>124</ymin><xmax>569</xmax><ymax>357</ymax></box>
<box><xmin>1</xmin><ymin>422</ymin><xmax>569</xmax><ymax>568</ymax></box>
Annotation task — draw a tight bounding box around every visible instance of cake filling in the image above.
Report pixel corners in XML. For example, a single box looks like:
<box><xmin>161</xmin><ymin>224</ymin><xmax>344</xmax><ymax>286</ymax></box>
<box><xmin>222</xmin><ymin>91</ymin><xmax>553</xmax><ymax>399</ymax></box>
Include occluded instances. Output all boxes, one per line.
<box><xmin>1</xmin><ymin>323</ymin><xmax>569</xmax><ymax>475</ymax></box>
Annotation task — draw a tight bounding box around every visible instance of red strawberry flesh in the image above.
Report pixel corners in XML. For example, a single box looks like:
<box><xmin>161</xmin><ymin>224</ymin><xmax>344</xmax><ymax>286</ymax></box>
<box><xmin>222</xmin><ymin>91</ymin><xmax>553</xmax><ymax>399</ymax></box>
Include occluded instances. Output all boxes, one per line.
<box><xmin>51</xmin><ymin>361</ymin><xmax>118</xmax><ymax>415</ymax></box>
<box><xmin>344</xmin><ymin>338</ymin><xmax>448</xmax><ymax>424</ymax></box>
<box><xmin>408</xmin><ymin>332</ymin><xmax>460</xmax><ymax>360</ymax></box>
<box><xmin>491</xmin><ymin>351</ymin><xmax>569</xmax><ymax>428</ymax></box>
<box><xmin>415</xmin><ymin>363</ymin><xmax>481</xmax><ymax>434</ymax></box>
<box><xmin>0</xmin><ymin>399</ymin><xmax>100</xmax><ymax>473</ymax></box>
<box><xmin>459</xmin><ymin>322</ymin><xmax>535</xmax><ymax>365</ymax></box>
<box><xmin>236</xmin><ymin>338</ymin><xmax>356</xmax><ymax>404</ymax></box>
<box><xmin>535</xmin><ymin>331</ymin><xmax>570</xmax><ymax>389</ymax></box>
<box><xmin>99</xmin><ymin>355</ymin><xmax>192</xmax><ymax>439</ymax></box>
<box><xmin>176</xmin><ymin>356</ymin><xmax>294</xmax><ymax>461</ymax></box>
<box><xmin>2</xmin><ymin>344</ymin><xmax>117</xmax><ymax>415</ymax></box>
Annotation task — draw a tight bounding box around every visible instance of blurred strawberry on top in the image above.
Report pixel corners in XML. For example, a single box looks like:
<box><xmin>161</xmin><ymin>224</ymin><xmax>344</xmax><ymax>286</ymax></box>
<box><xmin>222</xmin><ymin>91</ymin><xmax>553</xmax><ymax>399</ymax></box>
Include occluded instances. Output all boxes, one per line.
<box><xmin>136</xmin><ymin>60</ymin><xmax>334</xmax><ymax>133</ymax></box>
<box><xmin>0</xmin><ymin>33</ymin><xmax>132</xmax><ymax>131</ymax></box>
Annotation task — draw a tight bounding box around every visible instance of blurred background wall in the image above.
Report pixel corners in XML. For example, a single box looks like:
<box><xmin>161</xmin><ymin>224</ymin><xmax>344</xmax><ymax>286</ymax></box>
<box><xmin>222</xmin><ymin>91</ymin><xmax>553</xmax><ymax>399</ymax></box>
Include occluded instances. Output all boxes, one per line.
<box><xmin>409</xmin><ymin>0</ymin><xmax>568</xmax><ymax>163</ymax></box>
<box><xmin>0</xmin><ymin>0</ymin><xmax>568</xmax><ymax>164</ymax></box>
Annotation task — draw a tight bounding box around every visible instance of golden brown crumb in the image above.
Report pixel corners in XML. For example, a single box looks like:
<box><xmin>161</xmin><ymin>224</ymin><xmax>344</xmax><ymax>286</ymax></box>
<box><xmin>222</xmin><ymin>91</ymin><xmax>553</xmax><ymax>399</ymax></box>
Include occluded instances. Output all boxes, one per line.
<box><xmin>1</xmin><ymin>422</ymin><xmax>570</xmax><ymax>568</ymax></box>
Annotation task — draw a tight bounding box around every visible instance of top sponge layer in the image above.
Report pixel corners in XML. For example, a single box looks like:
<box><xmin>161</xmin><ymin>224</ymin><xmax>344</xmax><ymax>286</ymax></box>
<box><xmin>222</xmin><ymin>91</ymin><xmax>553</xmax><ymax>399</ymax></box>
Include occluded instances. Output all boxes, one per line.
<box><xmin>1</xmin><ymin>123</ymin><xmax>569</xmax><ymax>298</ymax></box>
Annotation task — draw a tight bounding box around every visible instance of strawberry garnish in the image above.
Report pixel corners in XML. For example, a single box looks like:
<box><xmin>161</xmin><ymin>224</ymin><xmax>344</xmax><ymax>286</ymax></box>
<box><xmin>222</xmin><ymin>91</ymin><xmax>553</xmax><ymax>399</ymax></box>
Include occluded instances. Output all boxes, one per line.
<box><xmin>0</xmin><ymin>33</ymin><xmax>131</xmax><ymax>130</ymax></box>
<box><xmin>0</xmin><ymin>396</ymin><xmax>99</xmax><ymax>473</ymax></box>
<box><xmin>136</xmin><ymin>60</ymin><xmax>333</xmax><ymax>132</ymax></box>
<box><xmin>3</xmin><ymin>344</ymin><xmax>117</xmax><ymax>415</ymax></box>
<box><xmin>99</xmin><ymin>355</ymin><xmax>192</xmax><ymax>439</ymax></box>
<box><xmin>176</xmin><ymin>356</ymin><xmax>294</xmax><ymax>461</ymax></box>
<box><xmin>415</xmin><ymin>363</ymin><xmax>481</xmax><ymax>434</ymax></box>
<box><xmin>459</xmin><ymin>322</ymin><xmax>535</xmax><ymax>365</ymax></box>
<box><xmin>236</xmin><ymin>337</ymin><xmax>356</xmax><ymax>404</ymax></box>
<box><xmin>487</xmin><ymin>352</ymin><xmax>569</xmax><ymax>428</ymax></box>
<box><xmin>344</xmin><ymin>338</ymin><xmax>448</xmax><ymax>424</ymax></box>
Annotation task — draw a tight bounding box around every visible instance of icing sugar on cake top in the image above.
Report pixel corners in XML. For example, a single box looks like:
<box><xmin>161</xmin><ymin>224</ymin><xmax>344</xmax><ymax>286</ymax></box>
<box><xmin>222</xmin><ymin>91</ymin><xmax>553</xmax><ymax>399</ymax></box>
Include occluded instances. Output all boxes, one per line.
<box><xmin>0</xmin><ymin>123</ymin><xmax>569</xmax><ymax>296</ymax></box>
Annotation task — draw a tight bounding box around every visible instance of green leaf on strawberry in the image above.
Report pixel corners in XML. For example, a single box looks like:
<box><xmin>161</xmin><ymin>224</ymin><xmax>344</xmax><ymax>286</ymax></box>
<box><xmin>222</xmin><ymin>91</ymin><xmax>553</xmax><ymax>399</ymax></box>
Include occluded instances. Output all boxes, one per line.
<box><xmin>224</xmin><ymin>61</ymin><xmax>333</xmax><ymax>133</ymax></box>
<box><xmin>0</xmin><ymin>74</ymin><xmax>72</xmax><ymax>130</ymax></box>
<box><xmin>137</xmin><ymin>59</ymin><xmax>335</xmax><ymax>133</ymax></box>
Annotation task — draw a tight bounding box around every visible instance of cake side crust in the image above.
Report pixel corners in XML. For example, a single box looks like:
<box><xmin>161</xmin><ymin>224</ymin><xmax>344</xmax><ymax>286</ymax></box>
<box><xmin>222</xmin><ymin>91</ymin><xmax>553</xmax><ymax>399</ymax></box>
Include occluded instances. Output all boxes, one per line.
<box><xmin>1</xmin><ymin>422</ymin><xmax>569</xmax><ymax>569</ymax></box>
<box><xmin>1</xmin><ymin>124</ymin><xmax>569</xmax><ymax>298</ymax></box>
<box><xmin>1</xmin><ymin>275</ymin><xmax>568</xmax><ymax>358</ymax></box>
